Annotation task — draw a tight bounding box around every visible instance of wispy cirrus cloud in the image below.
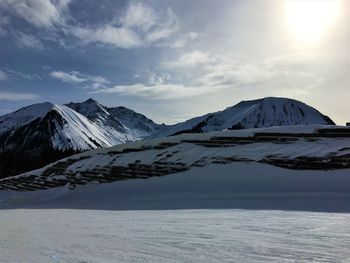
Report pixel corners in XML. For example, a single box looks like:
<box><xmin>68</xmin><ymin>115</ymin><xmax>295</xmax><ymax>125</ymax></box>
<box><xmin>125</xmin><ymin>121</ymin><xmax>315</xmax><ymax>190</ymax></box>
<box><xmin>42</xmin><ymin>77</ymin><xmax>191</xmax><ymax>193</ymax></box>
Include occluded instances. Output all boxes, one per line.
<box><xmin>90</xmin><ymin>83</ymin><xmax>219</xmax><ymax>100</ymax></box>
<box><xmin>0</xmin><ymin>1</ymin><xmax>182</xmax><ymax>50</ymax></box>
<box><xmin>14</xmin><ymin>31</ymin><xmax>44</xmax><ymax>49</ymax></box>
<box><xmin>0</xmin><ymin>16</ymin><xmax>9</xmax><ymax>36</ymax></box>
<box><xmin>0</xmin><ymin>0</ymin><xmax>70</xmax><ymax>29</ymax></box>
<box><xmin>50</xmin><ymin>70</ymin><xmax>110</xmax><ymax>89</ymax></box>
<box><xmin>5</xmin><ymin>68</ymin><xmax>42</xmax><ymax>80</ymax></box>
<box><xmin>50</xmin><ymin>71</ymin><xmax>86</xmax><ymax>83</ymax></box>
<box><xmin>167</xmin><ymin>32</ymin><xmax>198</xmax><ymax>48</ymax></box>
<box><xmin>71</xmin><ymin>2</ymin><xmax>179</xmax><ymax>49</ymax></box>
<box><xmin>164</xmin><ymin>50</ymin><xmax>211</xmax><ymax>68</ymax></box>
<box><xmin>0</xmin><ymin>70</ymin><xmax>7</xmax><ymax>81</ymax></box>
<box><xmin>163</xmin><ymin>50</ymin><xmax>280</xmax><ymax>87</ymax></box>
<box><xmin>0</xmin><ymin>91</ymin><xmax>39</xmax><ymax>101</ymax></box>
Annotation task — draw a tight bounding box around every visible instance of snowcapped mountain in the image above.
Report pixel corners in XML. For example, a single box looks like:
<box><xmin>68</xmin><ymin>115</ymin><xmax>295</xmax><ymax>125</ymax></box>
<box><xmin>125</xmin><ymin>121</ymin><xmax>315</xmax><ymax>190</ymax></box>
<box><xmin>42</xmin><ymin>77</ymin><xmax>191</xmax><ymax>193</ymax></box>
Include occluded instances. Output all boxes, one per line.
<box><xmin>0</xmin><ymin>99</ymin><xmax>164</xmax><ymax>154</ymax></box>
<box><xmin>66</xmin><ymin>98</ymin><xmax>164</xmax><ymax>141</ymax></box>
<box><xmin>154</xmin><ymin>97</ymin><xmax>335</xmax><ymax>137</ymax></box>
<box><xmin>0</xmin><ymin>102</ymin><xmax>125</xmax><ymax>153</ymax></box>
<box><xmin>0</xmin><ymin>96</ymin><xmax>335</xmax><ymax>178</ymax></box>
<box><xmin>0</xmin><ymin>100</ymin><xmax>163</xmax><ymax>178</ymax></box>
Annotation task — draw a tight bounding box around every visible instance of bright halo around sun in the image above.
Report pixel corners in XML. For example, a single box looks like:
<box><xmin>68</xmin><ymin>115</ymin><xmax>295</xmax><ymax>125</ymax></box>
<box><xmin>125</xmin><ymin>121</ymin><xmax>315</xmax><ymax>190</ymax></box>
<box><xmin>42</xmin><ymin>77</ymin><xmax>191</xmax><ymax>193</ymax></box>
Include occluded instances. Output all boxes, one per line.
<box><xmin>285</xmin><ymin>0</ymin><xmax>341</xmax><ymax>43</ymax></box>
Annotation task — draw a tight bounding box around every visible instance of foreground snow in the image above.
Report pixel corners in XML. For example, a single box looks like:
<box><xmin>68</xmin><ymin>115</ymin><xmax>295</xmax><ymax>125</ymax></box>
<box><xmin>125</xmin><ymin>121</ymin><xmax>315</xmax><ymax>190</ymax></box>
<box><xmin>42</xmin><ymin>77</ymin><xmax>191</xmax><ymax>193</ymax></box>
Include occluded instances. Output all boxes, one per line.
<box><xmin>1</xmin><ymin>162</ymin><xmax>350</xmax><ymax>211</ymax></box>
<box><xmin>1</xmin><ymin>209</ymin><xmax>350</xmax><ymax>263</ymax></box>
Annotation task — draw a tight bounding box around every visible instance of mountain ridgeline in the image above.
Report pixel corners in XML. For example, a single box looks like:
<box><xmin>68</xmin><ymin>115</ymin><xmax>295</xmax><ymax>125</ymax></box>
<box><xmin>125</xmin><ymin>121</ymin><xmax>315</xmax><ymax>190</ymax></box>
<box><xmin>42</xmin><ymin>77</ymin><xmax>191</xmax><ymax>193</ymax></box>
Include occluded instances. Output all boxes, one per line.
<box><xmin>153</xmin><ymin>97</ymin><xmax>335</xmax><ymax>137</ymax></box>
<box><xmin>0</xmin><ymin>97</ymin><xmax>334</xmax><ymax>178</ymax></box>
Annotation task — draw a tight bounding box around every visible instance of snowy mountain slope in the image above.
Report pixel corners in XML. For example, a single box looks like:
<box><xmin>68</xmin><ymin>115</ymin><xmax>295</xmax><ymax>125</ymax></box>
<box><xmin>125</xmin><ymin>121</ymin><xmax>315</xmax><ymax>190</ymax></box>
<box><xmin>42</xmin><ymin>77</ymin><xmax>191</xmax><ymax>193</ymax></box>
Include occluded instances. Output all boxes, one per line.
<box><xmin>0</xmin><ymin>99</ymin><xmax>165</xmax><ymax>178</ymax></box>
<box><xmin>1</xmin><ymin>125</ymin><xmax>348</xmax><ymax>194</ymax></box>
<box><xmin>0</xmin><ymin>102</ymin><xmax>125</xmax><ymax>153</ymax></box>
<box><xmin>153</xmin><ymin>97</ymin><xmax>335</xmax><ymax>137</ymax></box>
<box><xmin>66</xmin><ymin>98</ymin><xmax>164</xmax><ymax>141</ymax></box>
<box><xmin>0</xmin><ymin>102</ymin><xmax>55</xmax><ymax>133</ymax></box>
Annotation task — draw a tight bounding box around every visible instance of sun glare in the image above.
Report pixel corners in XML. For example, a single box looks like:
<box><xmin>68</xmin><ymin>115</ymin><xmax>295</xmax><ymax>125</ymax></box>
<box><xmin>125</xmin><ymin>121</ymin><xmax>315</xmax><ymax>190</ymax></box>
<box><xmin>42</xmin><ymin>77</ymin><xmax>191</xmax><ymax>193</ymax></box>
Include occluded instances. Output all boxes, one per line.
<box><xmin>285</xmin><ymin>0</ymin><xmax>341</xmax><ymax>43</ymax></box>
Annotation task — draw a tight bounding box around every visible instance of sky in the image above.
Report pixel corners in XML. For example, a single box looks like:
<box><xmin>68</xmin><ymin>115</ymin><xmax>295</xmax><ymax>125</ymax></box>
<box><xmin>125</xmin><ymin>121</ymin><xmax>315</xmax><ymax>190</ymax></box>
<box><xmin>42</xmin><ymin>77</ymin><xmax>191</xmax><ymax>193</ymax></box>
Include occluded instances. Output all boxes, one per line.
<box><xmin>0</xmin><ymin>0</ymin><xmax>349</xmax><ymax>125</ymax></box>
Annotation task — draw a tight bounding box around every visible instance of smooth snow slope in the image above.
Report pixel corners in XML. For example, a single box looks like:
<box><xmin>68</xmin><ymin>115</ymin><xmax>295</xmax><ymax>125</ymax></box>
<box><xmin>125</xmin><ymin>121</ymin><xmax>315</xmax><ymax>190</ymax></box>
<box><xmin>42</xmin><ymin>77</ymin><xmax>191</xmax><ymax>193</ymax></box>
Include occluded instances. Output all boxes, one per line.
<box><xmin>154</xmin><ymin>97</ymin><xmax>335</xmax><ymax>137</ymax></box>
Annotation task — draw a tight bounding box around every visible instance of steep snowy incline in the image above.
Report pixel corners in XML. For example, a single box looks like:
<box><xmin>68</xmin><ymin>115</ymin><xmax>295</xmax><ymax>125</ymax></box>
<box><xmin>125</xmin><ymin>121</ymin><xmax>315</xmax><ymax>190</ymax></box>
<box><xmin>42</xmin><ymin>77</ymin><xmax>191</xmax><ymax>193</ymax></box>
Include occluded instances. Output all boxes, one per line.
<box><xmin>0</xmin><ymin>102</ymin><xmax>125</xmax><ymax>153</ymax></box>
<box><xmin>66</xmin><ymin>98</ymin><xmax>164</xmax><ymax>141</ymax></box>
<box><xmin>154</xmin><ymin>97</ymin><xmax>335</xmax><ymax>137</ymax></box>
<box><xmin>50</xmin><ymin>105</ymin><xmax>124</xmax><ymax>150</ymax></box>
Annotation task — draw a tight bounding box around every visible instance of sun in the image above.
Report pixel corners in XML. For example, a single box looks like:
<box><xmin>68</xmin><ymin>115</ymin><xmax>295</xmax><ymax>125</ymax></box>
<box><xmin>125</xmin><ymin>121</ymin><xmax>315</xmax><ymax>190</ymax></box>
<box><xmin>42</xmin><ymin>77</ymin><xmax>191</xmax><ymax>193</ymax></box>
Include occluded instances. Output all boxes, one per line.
<box><xmin>285</xmin><ymin>0</ymin><xmax>341</xmax><ymax>43</ymax></box>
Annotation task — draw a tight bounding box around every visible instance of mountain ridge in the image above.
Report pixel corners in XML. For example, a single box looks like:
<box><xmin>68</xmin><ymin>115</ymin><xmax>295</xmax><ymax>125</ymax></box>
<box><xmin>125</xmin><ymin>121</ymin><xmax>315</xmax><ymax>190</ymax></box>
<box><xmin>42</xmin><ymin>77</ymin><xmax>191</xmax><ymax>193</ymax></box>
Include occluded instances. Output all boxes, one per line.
<box><xmin>0</xmin><ymin>96</ymin><xmax>335</xmax><ymax>178</ymax></box>
<box><xmin>153</xmin><ymin>97</ymin><xmax>335</xmax><ymax>137</ymax></box>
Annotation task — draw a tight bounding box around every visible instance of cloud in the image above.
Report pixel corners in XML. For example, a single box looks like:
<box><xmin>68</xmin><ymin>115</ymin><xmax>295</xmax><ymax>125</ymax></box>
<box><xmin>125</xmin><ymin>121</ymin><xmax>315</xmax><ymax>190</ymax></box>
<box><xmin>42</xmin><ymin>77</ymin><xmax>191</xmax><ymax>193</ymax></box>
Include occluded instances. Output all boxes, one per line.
<box><xmin>163</xmin><ymin>50</ymin><xmax>278</xmax><ymax>86</ymax></box>
<box><xmin>50</xmin><ymin>71</ymin><xmax>86</xmax><ymax>83</ymax></box>
<box><xmin>165</xmin><ymin>50</ymin><xmax>211</xmax><ymax>68</ymax></box>
<box><xmin>5</xmin><ymin>68</ymin><xmax>42</xmax><ymax>80</ymax></box>
<box><xmin>50</xmin><ymin>70</ymin><xmax>110</xmax><ymax>88</ymax></box>
<box><xmin>0</xmin><ymin>16</ymin><xmax>9</xmax><ymax>36</ymax></box>
<box><xmin>168</xmin><ymin>32</ymin><xmax>198</xmax><ymax>48</ymax></box>
<box><xmin>1</xmin><ymin>1</ymin><xmax>180</xmax><ymax>50</ymax></box>
<box><xmin>121</xmin><ymin>2</ymin><xmax>156</xmax><ymax>31</ymax></box>
<box><xmin>0</xmin><ymin>91</ymin><xmax>39</xmax><ymax>101</ymax></box>
<box><xmin>91</xmin><ymin>83</ymin><xmax>218</xmax><ymax>100</ymax></box>
<box><xmin>71</xmin><ymin>3</ymin><xmax>178</xmax><ymax>49</ymax></box>
<box><xmin>0</xmin><ymin>0</ymin><xmax>69</xmax><ymax>29</ymax></box>
<box><xmin>0</xmin><ymin>70</ymin><xmax>7</xmax><ymax>80</ymax></box>
<box><xmin>148</xmin><ymin>71</ymin><xmax>171</xmax><ymax>85</ymax></box>
<box><xmin>14</xmin><ymin>31</ymin><xmax>44</xmax><ymax>49</ymax></box>
<box><xmin>200</xmin><ymin>63</ymin><xmax>278</xmax><ymax>86</ymax></box>
<box><xmin>71</xmin><ymin>26</ymin><xmax>141</xmax><ymax>49</ymax></box>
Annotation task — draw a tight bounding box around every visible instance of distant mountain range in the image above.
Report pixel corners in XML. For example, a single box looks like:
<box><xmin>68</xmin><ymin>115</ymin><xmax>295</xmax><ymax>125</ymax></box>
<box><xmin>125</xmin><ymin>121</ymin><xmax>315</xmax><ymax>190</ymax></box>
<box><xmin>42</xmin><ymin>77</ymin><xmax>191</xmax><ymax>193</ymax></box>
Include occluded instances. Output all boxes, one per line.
<box><xmin>0</xmin><ymin>97</ymin><xmax>334</xmax><ymax>177</ymax></box>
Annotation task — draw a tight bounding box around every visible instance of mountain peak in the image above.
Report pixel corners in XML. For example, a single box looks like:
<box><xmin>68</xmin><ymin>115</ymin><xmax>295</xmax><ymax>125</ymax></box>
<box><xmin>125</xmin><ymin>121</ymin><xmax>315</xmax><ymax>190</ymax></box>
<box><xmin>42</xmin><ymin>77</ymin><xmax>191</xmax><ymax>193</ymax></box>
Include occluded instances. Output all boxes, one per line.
<box><xmin>154</xmin><ymin>97</ymin><xmax>335</xmax><ymax>137</ymax></box>
<box><xmin>84</xmin><ymin>98</ymin><xmax>98</xmax><ymax>104</ymax></box>
<box><xmin>0</xmin><ymin>101</ymin><xmax>58</xmax><ymax>133</ymax></box>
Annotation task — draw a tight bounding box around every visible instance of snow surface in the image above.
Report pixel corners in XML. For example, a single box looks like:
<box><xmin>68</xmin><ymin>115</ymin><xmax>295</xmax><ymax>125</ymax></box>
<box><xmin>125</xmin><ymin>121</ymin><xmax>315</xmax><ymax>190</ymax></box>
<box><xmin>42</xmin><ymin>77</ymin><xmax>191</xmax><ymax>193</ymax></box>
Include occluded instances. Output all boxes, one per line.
<box><xmin>1</xmin><ymin>162</ymin><xmax>350</xmax><ymax>211</ymax></box>
<box><xmin>1</xmin><ymin>209</ymin><xmax>350</xmax><ymax>263</ymax></box>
